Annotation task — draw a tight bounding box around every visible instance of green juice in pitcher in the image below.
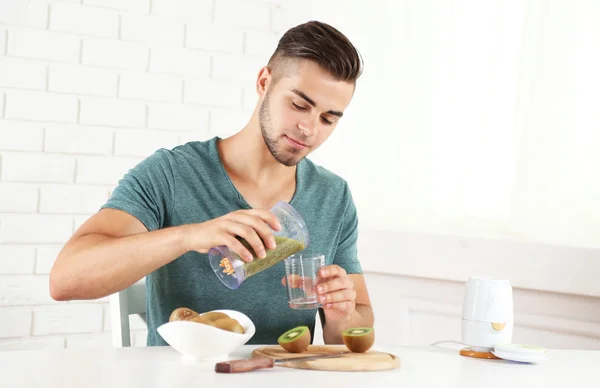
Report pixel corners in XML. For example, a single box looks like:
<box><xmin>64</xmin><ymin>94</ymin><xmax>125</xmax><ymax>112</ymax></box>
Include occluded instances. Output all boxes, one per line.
<box><xmin>239</xmin><ymin>236</ymin><xmax>305</xmax><ymax>278</ymax></box>
<box><xmin>208</xmin><ymin>202</ymin><xmax>310</xmax><ymax>290</ymax></box>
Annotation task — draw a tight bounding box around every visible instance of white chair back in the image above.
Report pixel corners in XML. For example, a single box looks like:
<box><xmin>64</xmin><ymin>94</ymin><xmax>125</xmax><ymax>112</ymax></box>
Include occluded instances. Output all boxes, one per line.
<box><xmin>109</xmin><ymin>279</ymin><xmax>147</xmax><ymax>347</ymax></box>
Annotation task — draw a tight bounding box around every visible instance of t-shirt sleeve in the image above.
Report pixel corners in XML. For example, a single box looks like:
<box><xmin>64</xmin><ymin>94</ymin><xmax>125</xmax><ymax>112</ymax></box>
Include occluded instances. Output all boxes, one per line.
<box><xmin>100</xmin><ymin>149</ymin><xmax>175</xmax><ymax>232</ymax></box>
<box><xmin>333</xmin><ymin>184</ymin><xmax>363</xmax><ymax>275</ymax></box>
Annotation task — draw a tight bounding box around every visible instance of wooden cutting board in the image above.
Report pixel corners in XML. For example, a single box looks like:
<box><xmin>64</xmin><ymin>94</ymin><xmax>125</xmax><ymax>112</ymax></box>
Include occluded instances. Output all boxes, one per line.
<box><xmin>252</xmin><ymin>345</ymin><xmax>400</xmax><ymax>372</ymax></box>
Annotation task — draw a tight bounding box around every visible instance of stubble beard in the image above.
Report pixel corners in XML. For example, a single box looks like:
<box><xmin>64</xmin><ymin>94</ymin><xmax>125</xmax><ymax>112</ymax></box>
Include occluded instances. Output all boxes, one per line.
<box><xmin>259</xmin><ymin>91</ymin><xmax>303</xmax><ymax>167</ymax></box>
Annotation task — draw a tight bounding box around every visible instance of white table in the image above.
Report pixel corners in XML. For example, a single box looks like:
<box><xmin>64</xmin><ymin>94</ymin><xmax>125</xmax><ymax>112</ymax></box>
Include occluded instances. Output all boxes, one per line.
<box><xmin>0</xmin><ymin>344</ymin><xmax>597</xmax><ymax>388</ymax></box>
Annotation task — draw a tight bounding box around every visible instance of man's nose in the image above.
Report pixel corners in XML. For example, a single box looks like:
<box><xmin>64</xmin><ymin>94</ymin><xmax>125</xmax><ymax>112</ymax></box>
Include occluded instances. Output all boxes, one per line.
<box><xmin>298</xmin><ymin>119</ymin><xmax>317</xmax><ymax>136</ymax></box>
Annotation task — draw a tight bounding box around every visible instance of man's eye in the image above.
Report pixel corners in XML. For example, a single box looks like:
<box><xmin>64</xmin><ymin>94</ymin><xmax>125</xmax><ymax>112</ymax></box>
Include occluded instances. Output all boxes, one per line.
<box><xmin>292</xmin><ymin>102</ymin><xmax>307</xmax><ymax>111</ymax></box>
<box><xmin>321</xmin><ymin>117</ymin><xmax>333</xmax><ymax>125</ymax></box>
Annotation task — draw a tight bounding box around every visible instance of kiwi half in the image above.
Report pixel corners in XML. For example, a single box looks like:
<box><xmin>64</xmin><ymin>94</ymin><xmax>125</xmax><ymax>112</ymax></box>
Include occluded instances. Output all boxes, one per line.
<box><xmin>278</xmin><ymin>326</ymin><xmax>310</xmax><ymax>353</ymax></box>
<box><xmin>169</xmin><ymin>307</ymin><xmax>199</xmax><ymax>322</ymax></box>
<box><xmin>341</xmin><ymin>327</ymin><xmax>375</xmax><ymax>353</ymax></box>
<box><xmin>212</xmin><ymin>317</ymin><xmax>245</xmax><ymax>334</ymax></box>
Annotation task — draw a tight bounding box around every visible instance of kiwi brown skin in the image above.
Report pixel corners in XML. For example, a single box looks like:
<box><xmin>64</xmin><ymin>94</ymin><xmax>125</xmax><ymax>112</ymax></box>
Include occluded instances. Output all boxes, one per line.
<box><xmin>199</xmin><ymin>311</ymin><xmax>230</xmax><ymax>322</ymax></box>
<box><xmin>211</xmin><ymin>317</ymin><xmax>245</xmax><ymax>334</ymax></box>
<box><xmin>190</xmin><ymin>316</ymin><xmax>216</xmax><ymax>327</ymax></box>
<box><xmin>278</xmin><ymin>326</ymin><xmax>311</xmax><ymax>353</ymax></box>
<box><xmin>341</xmin><ymin>327</ymin><xmax>375</xmax><ymax>353</ymax></box>
<box><xmin>169</xmin><ymin>307</ymin><xmax>199</xmax><ymax>322</ymax></box>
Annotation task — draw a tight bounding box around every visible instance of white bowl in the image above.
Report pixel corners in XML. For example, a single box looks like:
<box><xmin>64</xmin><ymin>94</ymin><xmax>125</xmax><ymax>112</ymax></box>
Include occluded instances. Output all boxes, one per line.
<box><xmin>157</xmin><ymin>309</ymin><xmax>255</xmax><ymax>361</ymax></box>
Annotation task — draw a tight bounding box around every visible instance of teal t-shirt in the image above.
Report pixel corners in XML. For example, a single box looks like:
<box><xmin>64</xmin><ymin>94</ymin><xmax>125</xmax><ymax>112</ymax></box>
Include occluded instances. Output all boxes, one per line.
<box><xmin>101</xmin><ymin>137</ymin><xmax>363</xmax><ymax>346</ymax></box>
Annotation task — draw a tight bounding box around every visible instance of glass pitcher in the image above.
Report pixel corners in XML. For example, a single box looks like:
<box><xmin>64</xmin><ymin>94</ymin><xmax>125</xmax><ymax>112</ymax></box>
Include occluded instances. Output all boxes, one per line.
<box><xmin>208</xmin><ymin>201</ymin><xmax>310</xmax><ymax>290</ymax></box>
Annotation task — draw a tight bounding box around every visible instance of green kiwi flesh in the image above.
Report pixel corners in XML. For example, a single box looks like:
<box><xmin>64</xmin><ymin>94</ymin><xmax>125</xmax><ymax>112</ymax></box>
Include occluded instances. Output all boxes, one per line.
<box><xmin>278</xmin><ymin>326</ymin><xmax>310</xmax><ymax>353</ymax></box>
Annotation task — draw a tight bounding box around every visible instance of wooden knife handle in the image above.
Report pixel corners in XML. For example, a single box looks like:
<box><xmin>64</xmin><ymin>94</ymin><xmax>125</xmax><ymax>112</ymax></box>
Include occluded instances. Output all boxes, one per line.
<box><xmin>215</xmin><ymin>357</ymin><xmax>275</xmax><ymax>373</ymax></box>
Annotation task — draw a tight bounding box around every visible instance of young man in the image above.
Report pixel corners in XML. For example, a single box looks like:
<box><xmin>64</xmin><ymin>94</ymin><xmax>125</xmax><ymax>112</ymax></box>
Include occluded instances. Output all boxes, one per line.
<box><xmin>50</xmin><ymin>21</ymin><xmax>374</xmax><ymax>346</ymax></box>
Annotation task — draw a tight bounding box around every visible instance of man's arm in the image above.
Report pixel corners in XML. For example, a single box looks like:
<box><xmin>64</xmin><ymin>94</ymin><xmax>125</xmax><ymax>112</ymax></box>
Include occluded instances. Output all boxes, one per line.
<box><xmin>49</xmin><ymin>148</ymin><xmax>194</xmax><ymax>301</ymax></box>
<box><xmin>316</xmin><ymin>183</ymin><xmax>374</xmax><ymax>343</ymax></box>
<box><xmin>50</xmin><ymin>146</ymin><xmax>284</xmax><ymax>302</ymax></box>
<box><xmin>50</xmin><ymin>208</ymin><xmax>281</xmax><ymax>301</ymax></box>
<box><xmin>321</xmin><ymin>274</ymin><xmax>374</xmax><ymax>344</ymax></box>
<box><xmin>49</xmin><ymin>208</ymin><xmax>190</xmax><ymax>301</ymax></box>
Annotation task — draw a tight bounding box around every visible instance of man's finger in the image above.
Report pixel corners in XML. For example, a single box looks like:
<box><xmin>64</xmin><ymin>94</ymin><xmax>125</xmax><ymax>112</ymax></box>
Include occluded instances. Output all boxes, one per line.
<box><xmin>318</xmin><ymin>289</ymin><xmax>355</xmax><ymax>304</ymax></box>
<box><xmin>245</xmin><ymin>209</ymin><xmax>282</xmax><ymax>231</ymax></box>
<box><xmin>324</xmin><ymin>301</ymin><xmax>355</xmax><ymax>312</ymax></box>
<box><xmin>318</xmin><ymin>264</ymin><xmax>346</xmax><ymax>279</ymax></box>
<box><xmin>281</xmin><ymin>274</ymin><xmax>309</xmax><ymax>289</ymax></box>
<box><xmin>317</xmin><ymin>276</ymin><xmax>351</xmax><ymax>294</ymax></box>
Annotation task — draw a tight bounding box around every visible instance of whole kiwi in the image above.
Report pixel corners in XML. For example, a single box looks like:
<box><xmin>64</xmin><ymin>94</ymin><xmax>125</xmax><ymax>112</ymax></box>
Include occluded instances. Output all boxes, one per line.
<box><xmin>169</xmin><ymin>307</ymin><xmax>199</xmax><ymax>322</ymax></box>
<box><xmin>199</xmin><ymin>311</ymin><xmax>230</xmax><ymax>322</ymax></box>
<box><xmin>190</xmin><ymin>315</ymin><xmax>216</xmax><ymax>327</ymax></box>
<box><xmin>211</xmin><ymin>317</ymin><xmax>245</xmax><ymax>334</ymax></box>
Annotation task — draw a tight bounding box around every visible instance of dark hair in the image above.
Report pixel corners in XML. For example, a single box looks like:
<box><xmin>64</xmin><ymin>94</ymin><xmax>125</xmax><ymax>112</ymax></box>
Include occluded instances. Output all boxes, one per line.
<box><xmin>267</xmin><ymin>21</ymin><xmax>363</xmax><ymax>83</ymax></box>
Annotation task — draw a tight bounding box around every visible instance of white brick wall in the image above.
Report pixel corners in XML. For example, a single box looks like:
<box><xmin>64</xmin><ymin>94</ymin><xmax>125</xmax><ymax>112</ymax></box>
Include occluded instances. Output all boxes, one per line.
<box><xmin>186</xmin><ymin>24</ymin><xmax>244</xmax><ymax>53</ymax></box>
<box><xmin>0</xmin><ymin>308</ymin><xmax>32</xmax><ymax>338</ymax></box>
<box><xmin>0</xmin><ymin>0</ymin><xmax>296</xmax><ymax>350</ymax></box>
<box><xmin>0</xmin><ymin>121</ymin><xmax>44</xmax><ymax>151</ymax></box>
<box><xmin>0</xmin><ymin>3</ymin><xmax>48</xmax><ymax>29</ymax></box>
<box><xmin>243</xmin><ymin>87</ymin><xmax>258</xmax><ymax>110</ymax></box>
<box><xmin>8</xmin><ymin>28</ymin><xmax>80</xmax><ymax>62</ymax></box>
<box><xmin>0</xmin><ymin>27</ymin><xmax>6</xmax><ymax>54</ymax></box>
<box><xmin>44</xmin><ymin>124</ymin><xmax>114</xmax><ymax>155</ymax></box>
<box><xmin>152</xmin><ymin>0</ymin><xmax>212</xmax><ymax>23</ymax></box>
<box><xmin>114</xmin><ymin>130</ymin><xmax>180</xmax><ymax>157</ymax></box>
<box><xmin>0</xmin><ymin>246</ymin><xmax>36</xmax><ymax>274</ymax></box>
<box><xmin>119</xmin><ymin>72</ymin><xmax>182</xmax><ymax>103</ymax></box>
<box><xmin>48</xmin><ymin>64</ymin><xmax>119</xmax><ymax>97</ymax></box>
<box><xmin>0</xmin><ymin>275</ymin><xmax>57</xmax><ymax>305</ymax></box>
<box><xmin>0</xmin><ymin>215</ymin><xmax>74</xmax><ymax>244</ymax></box>
<box><xmin>149</xmin><ymin>47</ymin><xmax>210</xmax><ymax>77</ymax></box>
<box><xmin>0</xmin><ymin>57</ymin><xmax>47</xmax><ymax>90</ymax></box>
<box><xmin>82</xmin><ymin>38</ymin><xmax>148</xmax><ymax>71</ymax></box>
<box><xmin>33</xmin><ymin>305</ymin><xmax>104</xmax><ymax>335</ymax></box>
<box><xmin>83</xmin><ymin>0</ymin><xmax>150</xmax><ymax>13</ymax></box>
<box><xmin>214</xmin><ymin>0</ymin><xmax>271</xmax><ymax>30</ymax></box>
<box><xmin>212</xmin><ymin>54</ymin><xmax>265</xmax><ymax>82</ymax></box>
<box><xmin>79</xmin><ymin>97</ymin><xmax>146</xmax><ymax>128</ymax></box>
<box><xmin>147</xmin><ymin>103</ymin><xmax>209</xmax><ymax>131</ymax></box>
<box><xmin>36</xmin><ymin>245</ymin><xmax>64</xmax><ymax>274</ymax></box>
<box><xmin>39</xmin><ymin>185</ymin><xmax>109</xmax><ymax>214</ymax></box>
<box><xmin>211</xmin><ymin>108</ymin><xmax>252</xmax><ymax>135</ymax></box>
<box><xmin>184</xmin><ymin>79</ymin><xmax>242</xmax><ymax>108</ymax></box>
<box><xmin>121</xmin><ymin>13</ymin><xmax>183</xmax><ymax>47</ymax></box>
<box><xmin>0</xmin><ymin>184</ymin><xmax>39</xmax><ymax>213</ymax></box>
<box><xmin>245</xmin><ymin>30</ymin><xmax>280</xmax><ymax>58</ymax></box>
<box><xmin>49</xmin><ymin>3</ymin><xmax>120</xmax><ymax>39</ymax></box>
<box><xmin>5</xmin><ymin>91</ymin><xmax>79</xmax><ymax>123</ymax></box>
<box><xmin>1</xmin><ymin>153</ymin><xmax>76</xmax><ymax>183</ymax></box>
<box><xmin>76</xmin><ymin>156</ymin><xmax>143</xmax><ymax>185</ymax></box>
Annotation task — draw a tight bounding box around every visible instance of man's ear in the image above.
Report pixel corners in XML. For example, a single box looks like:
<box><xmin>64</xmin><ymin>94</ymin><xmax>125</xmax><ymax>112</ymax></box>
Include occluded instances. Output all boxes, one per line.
<box><xmin>256</xmin><ymin>66</ymin><xmax>272</xmax><ymax>97</ymax></box>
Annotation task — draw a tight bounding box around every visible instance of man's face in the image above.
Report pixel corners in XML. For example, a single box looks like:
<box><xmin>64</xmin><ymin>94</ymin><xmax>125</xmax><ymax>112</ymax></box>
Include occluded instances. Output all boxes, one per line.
<box><xmin>259</xmin><ymin>60</ymin><xmax>355</xmax><ymax>167</ymax></box>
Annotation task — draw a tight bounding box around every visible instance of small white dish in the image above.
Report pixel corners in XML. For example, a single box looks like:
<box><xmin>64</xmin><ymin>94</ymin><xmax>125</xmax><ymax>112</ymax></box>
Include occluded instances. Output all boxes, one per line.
<box><xmin>492</xmin><ymin>343</ymin><xmax>547</xmax><ymax>364</ymax></box>
<box><xmin>157</xmin><ymin>309</ymin><xmax>255</xmax><ymax>361</ymax></box>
